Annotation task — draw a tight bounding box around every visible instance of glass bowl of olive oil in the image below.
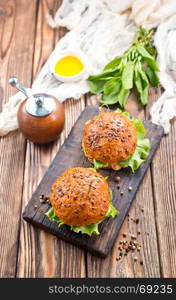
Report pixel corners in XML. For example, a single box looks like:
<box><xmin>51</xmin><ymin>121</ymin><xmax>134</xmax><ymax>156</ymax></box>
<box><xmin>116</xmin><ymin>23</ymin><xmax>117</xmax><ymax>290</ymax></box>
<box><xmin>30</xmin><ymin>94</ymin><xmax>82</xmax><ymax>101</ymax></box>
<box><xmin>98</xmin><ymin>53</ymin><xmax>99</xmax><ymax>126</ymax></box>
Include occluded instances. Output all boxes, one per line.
<box><xmin>50</xmin><ymin>50</ymin><xmax>88</xmax><ymax>82</ymax></box>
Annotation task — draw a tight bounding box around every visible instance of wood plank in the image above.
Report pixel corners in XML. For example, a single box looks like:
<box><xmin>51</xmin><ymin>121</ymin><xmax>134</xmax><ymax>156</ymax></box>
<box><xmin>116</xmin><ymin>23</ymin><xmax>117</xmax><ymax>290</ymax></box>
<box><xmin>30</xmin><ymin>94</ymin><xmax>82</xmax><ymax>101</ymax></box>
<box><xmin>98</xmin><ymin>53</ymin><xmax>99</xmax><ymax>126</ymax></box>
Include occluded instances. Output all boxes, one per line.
<box><xmin>16</xmin><ymin>0</ymin><xmax>86</xmax><ymax>278</ymax></box>
<box><xmin>146</xmin><ymin>89</ymin><xmax>176</xmax><ymax>277</ymax></box>
<box><xmin>23</xmin><ymin>105</ymin><xmax>164</xmax><ymax>257</ymax></box>
<box><xmin>86</xmin><ymin>92</ymin><xmax>161</xmax><ymax>276</ymax></box>
<box><xmin>0</xmin><ymin>0</ymin><xmax>37</xmax><ymax>277</ymax></box>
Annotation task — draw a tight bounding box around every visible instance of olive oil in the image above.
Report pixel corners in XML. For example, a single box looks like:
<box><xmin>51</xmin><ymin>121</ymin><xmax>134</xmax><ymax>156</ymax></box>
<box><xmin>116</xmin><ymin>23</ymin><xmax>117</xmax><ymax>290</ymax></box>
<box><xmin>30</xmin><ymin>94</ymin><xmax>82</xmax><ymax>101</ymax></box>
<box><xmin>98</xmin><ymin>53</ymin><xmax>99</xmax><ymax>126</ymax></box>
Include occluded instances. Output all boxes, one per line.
<box><xmin>54</xmin><ymin>55</ymin><xmax>84</xmax><ymax>77</ymax></box>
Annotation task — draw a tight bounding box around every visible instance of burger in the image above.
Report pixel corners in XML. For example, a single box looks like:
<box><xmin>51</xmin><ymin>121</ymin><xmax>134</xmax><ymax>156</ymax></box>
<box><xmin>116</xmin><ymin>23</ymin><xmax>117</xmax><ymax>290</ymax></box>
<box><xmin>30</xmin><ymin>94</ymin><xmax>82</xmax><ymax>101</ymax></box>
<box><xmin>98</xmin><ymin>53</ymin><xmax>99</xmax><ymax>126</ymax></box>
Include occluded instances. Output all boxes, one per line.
<box><xmin>82</xmin><ymin>109</ymin><xmax>150</xmax><ymax>171</ymax></box>
<box><xmin>45</xmin><ymin>167</ymin><xmax>118</xmax><ymax>236</ymax></box>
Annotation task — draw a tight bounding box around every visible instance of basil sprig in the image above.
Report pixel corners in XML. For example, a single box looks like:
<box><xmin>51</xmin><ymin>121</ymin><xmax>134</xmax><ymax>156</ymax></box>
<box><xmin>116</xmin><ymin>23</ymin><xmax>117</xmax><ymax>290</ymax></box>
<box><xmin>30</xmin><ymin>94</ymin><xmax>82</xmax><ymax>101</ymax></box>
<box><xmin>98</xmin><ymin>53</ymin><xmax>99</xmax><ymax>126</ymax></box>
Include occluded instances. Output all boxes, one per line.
<box><xmin>87</xmin><ymin>28</ymin><xmax>159</xmax><ymax>107</ymax></box>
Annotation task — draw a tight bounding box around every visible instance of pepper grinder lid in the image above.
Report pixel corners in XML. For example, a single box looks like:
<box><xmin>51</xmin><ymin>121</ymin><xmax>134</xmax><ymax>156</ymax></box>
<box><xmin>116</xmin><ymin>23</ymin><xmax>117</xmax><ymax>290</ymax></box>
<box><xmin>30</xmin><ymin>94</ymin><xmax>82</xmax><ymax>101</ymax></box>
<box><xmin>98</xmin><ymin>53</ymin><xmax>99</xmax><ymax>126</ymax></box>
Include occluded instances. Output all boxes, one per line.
<box><xmin>26</xmin><ymin>94</ymin><xmax>56</xmax><ymax>117</ymax></box>
<box><xmin>9</xmin><ymin>77</ymin><xmax>56</xmax><ymax>117</ymax></box>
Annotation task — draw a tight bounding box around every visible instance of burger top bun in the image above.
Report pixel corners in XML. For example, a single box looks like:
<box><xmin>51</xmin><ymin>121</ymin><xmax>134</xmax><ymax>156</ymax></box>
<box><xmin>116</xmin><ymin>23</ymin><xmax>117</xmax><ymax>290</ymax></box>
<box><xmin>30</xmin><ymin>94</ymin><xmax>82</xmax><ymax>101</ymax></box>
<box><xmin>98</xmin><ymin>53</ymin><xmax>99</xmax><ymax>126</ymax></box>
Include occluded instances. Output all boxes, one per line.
<box><xmin>50</xmin><ymin>167</ymin><xmax>110</xmax><ymax>226</ymax></box>
<box><xmin>82</xmin><ymin>110</ymin><xmax>137</xmax><ymax>164</ymax></box>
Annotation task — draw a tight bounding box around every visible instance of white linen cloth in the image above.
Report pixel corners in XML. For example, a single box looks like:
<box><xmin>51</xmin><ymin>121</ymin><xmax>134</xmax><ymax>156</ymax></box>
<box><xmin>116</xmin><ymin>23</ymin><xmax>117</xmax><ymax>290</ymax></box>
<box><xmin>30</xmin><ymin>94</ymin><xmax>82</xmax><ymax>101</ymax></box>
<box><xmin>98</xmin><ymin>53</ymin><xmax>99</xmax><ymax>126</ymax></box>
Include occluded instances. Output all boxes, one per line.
<box><xmin>151</xmin><ymin>15</ymin><xmax>176</xmax><ymax>133</ymax></box>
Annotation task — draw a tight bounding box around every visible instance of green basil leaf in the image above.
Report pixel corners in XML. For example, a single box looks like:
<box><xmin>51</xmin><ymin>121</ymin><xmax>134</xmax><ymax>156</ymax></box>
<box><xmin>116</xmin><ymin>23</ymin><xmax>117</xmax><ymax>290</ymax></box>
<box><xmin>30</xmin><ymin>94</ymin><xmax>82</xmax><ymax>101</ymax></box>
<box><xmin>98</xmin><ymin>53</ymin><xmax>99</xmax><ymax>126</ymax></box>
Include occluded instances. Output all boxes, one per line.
<box><xmin>137</xmin><ymin>45</ymin><xmax>154</xmax><ymax>60</ymax></box>
<box><xmin>146</xmin><ymin>66</ymin><xmax>159</xmax><ymax>87</ymax></box>
<box><xmin>137</xmin><ymin>45</ymin><xmax>160</xmax><ymax>71</ymax></box>
<box><xmin>135</xmin><ymin>75</ymin><xmax>143</xmax><ymax>94</ymax></box>
<box><xmin>104</xmin><ymin>57</ymin><xmax>121</xmax><ymax>70</ymax></box>
<box><xmin>87</xmin><ymin>79</ymin><xmax>107</xmax><ymax>93</ymax></box>
<box><xmin>134</xmin><ymin>63</ymin><xmax>149</xmax><ymax>105</ymax></box>
<box><xmin>100</xmin><ymin>93</ymin><xmax>119</xmax><ymax>105</ymax></box>
<box><xmin>103</xmin><ymin>78</ymin><xmax>121</xmax><ymax>95</ymax></box>
<box><xmin>122</xmin><ymin>61</ymin><xmax>134</xmax><ymax>89</ymax></box>
<box><xmin>88</xmin><ymin>68</ymin><xmax>119</xmax><ymax>81</ymax></box>
<box><xmin>117</xmin><ymin>88</ymin><xmax>130</xmax><ymax>108</ymax></box>
<box><xmin>140</xmin><ymin>85</ymin><xmax>149</xmax><ymax>105</ymax></box>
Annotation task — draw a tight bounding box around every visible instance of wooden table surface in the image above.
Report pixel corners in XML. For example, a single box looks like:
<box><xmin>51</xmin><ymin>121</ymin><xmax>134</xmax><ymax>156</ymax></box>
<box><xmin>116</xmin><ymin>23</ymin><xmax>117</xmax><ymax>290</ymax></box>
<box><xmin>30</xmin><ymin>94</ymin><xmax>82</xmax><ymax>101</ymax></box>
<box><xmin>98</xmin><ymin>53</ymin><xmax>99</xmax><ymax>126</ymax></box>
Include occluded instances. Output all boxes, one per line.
<box><xmin>0</xmin><ymin>0</ymin><xmax>176</xmax><ymax>278</ymax></box>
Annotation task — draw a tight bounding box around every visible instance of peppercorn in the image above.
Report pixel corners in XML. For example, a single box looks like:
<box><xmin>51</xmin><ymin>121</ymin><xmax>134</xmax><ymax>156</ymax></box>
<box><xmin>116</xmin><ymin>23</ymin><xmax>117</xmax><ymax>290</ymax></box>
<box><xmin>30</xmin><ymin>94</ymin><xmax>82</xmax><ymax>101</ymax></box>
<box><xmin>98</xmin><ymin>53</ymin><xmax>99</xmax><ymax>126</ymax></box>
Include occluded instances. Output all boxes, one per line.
<box><xmin>114</xmin><ymin>176</ymin><xmax>121</xmax><ymax>183</ymax></box>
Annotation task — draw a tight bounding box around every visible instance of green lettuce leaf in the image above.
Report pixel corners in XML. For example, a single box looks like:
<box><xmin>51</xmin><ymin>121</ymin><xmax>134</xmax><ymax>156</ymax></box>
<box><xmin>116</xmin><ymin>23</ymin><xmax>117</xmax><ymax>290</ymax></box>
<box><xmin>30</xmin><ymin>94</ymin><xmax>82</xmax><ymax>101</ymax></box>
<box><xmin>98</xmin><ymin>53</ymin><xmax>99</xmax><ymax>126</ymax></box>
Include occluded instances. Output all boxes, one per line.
<box><xmin>45</xmin><ymin>189</ymin><xmax>118</xmax><ymax>236</ymax></box>
<box><xmin>45</xmin><ymin>207</ymin><xmax>64</xmax><ymax>227</ymax></box>
<box><xmin>105</xmin><ymin>189</ymin><xmax>119</xmax><ymax>218</ymax></box>
<box><xmin>70</xmin><ymin>223</ymin><xmax>100</xmax><ymax>236</ymax></box>
<box><xmin>116</xmin><ymin>109</ymin><xmax>150</xmax><ymax>172</ymax></box>
<box><xmin>93</xmin><ymin>159</ymin><xmax>109</xmax><ymax>169</ymax></box>
<box><xmin>82</xmin><ymin>146</ymin><xmax>109</xmax><ymax>170</ymax></box>
<box><xmin>119</xmin><ymin>138</ymin><xmax>150</xmax><ymax>172</ymax></box>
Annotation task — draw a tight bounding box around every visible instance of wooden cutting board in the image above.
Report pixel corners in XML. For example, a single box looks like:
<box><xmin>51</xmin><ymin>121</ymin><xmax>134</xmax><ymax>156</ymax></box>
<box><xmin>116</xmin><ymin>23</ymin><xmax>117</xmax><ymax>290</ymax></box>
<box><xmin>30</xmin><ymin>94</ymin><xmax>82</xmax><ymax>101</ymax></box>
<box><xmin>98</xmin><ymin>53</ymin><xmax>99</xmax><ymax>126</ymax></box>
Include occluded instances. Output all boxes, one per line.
<box><xmin>23</xmin><ymin>106</ymin><xmax>164</xmax><ymax>257</ymax></box>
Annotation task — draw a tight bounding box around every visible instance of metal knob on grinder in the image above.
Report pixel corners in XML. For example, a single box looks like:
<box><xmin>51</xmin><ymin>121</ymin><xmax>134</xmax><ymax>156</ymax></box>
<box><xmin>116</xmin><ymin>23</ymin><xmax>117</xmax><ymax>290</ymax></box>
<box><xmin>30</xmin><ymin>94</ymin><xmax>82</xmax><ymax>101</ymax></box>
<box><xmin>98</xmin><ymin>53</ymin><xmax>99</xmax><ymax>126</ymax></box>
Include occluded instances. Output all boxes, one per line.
<box><xmin>9</xmin><ymin>77</ymin><xmax>65</xmax><ymax>144</ymax></box>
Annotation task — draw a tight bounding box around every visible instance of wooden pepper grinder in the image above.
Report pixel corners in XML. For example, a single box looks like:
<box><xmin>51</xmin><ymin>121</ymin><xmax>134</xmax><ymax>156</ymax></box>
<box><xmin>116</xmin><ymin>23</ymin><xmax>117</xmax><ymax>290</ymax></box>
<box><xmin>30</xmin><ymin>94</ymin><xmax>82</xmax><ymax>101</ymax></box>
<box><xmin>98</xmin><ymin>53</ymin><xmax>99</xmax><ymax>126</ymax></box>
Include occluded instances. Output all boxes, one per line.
<box><xmin>9</xmin><ymin>77</ymin><xmax>65</xmax><ymax>144</ymax></box>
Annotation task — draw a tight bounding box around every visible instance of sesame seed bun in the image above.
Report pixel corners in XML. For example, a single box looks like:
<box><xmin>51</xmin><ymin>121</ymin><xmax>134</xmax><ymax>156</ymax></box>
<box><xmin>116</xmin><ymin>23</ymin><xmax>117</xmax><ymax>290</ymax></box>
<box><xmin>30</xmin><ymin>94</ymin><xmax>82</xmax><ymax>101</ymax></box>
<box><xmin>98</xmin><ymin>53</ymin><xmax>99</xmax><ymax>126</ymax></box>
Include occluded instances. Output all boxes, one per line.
<box><xmin>50</xmin><ymin>167</ymin><xmax>110</xmax><ymax>226</ymax></box>
<box><xmin>82</xmin><ymin>110</ymin><xmax>137</xmax><ymax>167</ymax></box>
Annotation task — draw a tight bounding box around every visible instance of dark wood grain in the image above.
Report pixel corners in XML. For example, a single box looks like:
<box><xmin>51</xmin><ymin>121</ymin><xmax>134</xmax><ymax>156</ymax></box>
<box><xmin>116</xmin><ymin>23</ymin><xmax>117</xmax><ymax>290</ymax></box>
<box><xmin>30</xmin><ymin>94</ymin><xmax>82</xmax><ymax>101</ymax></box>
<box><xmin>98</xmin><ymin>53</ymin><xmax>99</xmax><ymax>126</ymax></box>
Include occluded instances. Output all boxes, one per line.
<box><xmin>146</xmin><ymin>88</ymin><xmax>176</xmax><ymax>278</ymax></box>
<box><xmin>0</xmin><ymin>0</ymin><xmax>37</xmax><ymax>277</ymax></box>
<box><xmin>23</xmin><ymin>106</ymin><xmax>164</xmax><ymax>257</ymax></box>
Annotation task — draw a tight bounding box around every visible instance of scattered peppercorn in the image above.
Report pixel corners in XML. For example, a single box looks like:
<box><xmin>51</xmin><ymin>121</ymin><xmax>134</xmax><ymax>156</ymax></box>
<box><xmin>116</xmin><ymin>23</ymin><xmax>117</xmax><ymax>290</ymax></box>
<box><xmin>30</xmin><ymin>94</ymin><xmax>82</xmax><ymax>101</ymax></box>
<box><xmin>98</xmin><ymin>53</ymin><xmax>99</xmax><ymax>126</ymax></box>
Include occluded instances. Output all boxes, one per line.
<box><xmin>128</xmin><ymin>186</ymin><xmax>133</xmax><ymax>191</ymax></box>
<box><xmin>120</xmin><ymin>191</ymin><xmax>124</xmax><ymax>196</ymax></box>
<box><xmin>116</xmin><ymin>257</ymin><xmax>120</xmax><ymax>261</ymax></box>
<box><xmin>134</xmin><ymin>257</ymin><xmax>138</xmax><ymax>262</ymax></box>
<box><xmin>114</xmin><ymin>176</ymin><xmax>121</xmax><ymax>183</ymax></box>
<box><xmin>34</xmin><ymin>205</ymin><xmax>38</xmax><ymax>209</ymax></box>
<box><xmin>135</xmin><ymin>218</ymin><xmax>139</xmax><ymax>224</ymax></box>
<box><xmin>40</xmin><ymin>198</ymin><xmax>45</xmax><ymax>203</ymax></box>
<box><xmin>141</xmin><ymin>208</ymin><xmax>144</xmax><ymax>212</ymax></box>
<box><xmin>123</xmin><ymin>233</ymin><xmax>127</xmax><ymax>238</ymax></box>
<box><xmin>140</xmin><ymin>260</ymin><xmax>143</xmax><ymax>266</ymax></box>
